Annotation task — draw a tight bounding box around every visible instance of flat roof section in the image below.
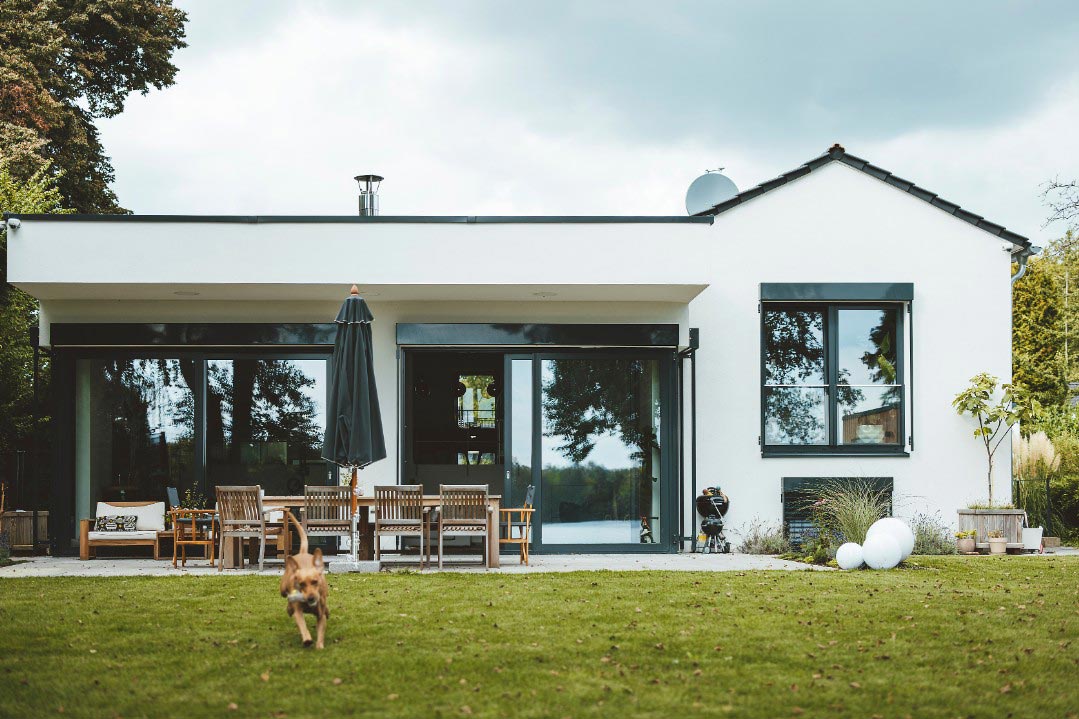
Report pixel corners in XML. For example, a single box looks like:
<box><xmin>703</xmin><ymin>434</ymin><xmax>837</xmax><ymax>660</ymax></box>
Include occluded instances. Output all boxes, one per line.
<box><xmin>2</xmin><ymin>214</ymin><xmax>714</xmax><ymax>225</ymax></box>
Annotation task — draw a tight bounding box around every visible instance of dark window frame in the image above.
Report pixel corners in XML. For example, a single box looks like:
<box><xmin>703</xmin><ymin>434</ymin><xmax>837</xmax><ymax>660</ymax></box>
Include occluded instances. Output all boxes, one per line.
<box><xmin>761</xmin><ymin>302</ymin><xmax>909</xmax><ymax>457</ymax></box>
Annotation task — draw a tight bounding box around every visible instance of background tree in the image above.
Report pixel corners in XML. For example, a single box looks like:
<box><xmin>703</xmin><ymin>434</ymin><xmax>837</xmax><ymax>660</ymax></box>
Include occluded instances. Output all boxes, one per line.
<box><xmin>0</xmin><ymin>0</ymin><xmax>187</xmax><ymax>212</ymax></box>
<box><xmin>1044</xmin><ymin>179</ymin><xmax>1079</xmax><ymax>233</ymax></box>
<box><xmin>1012</xmin><ymin>255</ymin><xmax>1067</xmax><ymax>406</ymax></box>
<box><xmin>0</xmin><ymin>164</ymin><xmax>71</xmax><ymax>453</ymax></box>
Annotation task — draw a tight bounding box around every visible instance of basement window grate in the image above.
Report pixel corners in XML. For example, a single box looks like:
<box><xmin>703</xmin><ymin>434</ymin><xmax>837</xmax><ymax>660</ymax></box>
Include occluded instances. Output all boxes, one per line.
<box><xmin>781</xmin><ymin>477</ymin><xmax>894</xmax><ymax>548</ymax></box>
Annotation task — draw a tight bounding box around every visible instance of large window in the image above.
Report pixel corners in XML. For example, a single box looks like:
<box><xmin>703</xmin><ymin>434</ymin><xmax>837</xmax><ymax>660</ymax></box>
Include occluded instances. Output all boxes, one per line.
<box><xmin>75</xmin><ymin>354</ymin><xmax>329</xmax><ymax>518</ymax></box>
<box><xmin>75</xmin><ymin>359</ymin><xmax>196</xmax><ymax>521</ymax></box>
<box><xmin>539</xmin><ymin>356</ymin><xmax>663</xmax><ymax>545</ymax></box>
<box><xmin>762</xmin><ymin>304</ymin><xmax>905</xmax><ymax>454</ymax></box>
<box><xmin>207</xmin><ymin>359</ymin><xmax>328</xmax><ymax>495</ymax></box>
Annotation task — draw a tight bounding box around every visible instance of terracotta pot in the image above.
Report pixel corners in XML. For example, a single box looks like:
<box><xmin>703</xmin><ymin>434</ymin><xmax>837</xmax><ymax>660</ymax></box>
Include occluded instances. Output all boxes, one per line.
<box><xmin>956</xmin><ymin>537</ymin><xmax>975</xmax><ymax>553</ymax></box>
<box><xmin>988</xmin><ymin>537</ymin><xmax>1007</xmax><ymax>555</ymax></box>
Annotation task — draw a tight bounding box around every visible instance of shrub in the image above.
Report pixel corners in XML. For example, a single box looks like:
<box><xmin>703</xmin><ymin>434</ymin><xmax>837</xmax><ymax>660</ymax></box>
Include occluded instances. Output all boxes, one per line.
<box><xmin>1028</xmin><ymin>405</ymin><xmax>1079</xmax><ymax>439</ymax></box>
<box><xmin>910</xmin><ymin>512</ymin><xmax>957</xmax><ymax>555</ymax></box>
<box><xmin>809</xmin><ymin>479</ymin><xmax>890</xmax><ymax>544</ymax></box>
<box><xmin>736</xmin><ymin>520</ymin><xmax>790</xmax><ymax>555</ymax></box>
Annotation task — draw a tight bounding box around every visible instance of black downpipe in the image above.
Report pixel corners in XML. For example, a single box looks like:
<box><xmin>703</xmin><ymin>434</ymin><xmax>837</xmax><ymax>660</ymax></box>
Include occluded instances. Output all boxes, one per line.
<box><xmin>690</xmin><ymin>347</ymin><xmax>697</xmax><ymax>552</ymax></box>
<box><xmin>678</xmin><ymin>328</ymin><xmax>699</xmax><ymax>553</ymax></box>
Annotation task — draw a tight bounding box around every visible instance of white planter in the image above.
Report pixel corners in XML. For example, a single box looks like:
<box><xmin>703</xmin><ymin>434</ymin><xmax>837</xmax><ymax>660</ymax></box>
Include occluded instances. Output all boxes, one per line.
<box><xmin>988</xmin><ymin>537</ymin><xmax>1007</xmax><ymax>555</ymax></box>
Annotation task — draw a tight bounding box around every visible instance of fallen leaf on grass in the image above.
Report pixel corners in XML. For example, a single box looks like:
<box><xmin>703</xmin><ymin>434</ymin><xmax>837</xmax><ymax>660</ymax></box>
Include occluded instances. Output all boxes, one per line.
<box><xmin>849</xmin><ymin>682</ymin><xmax>861</xmax><ymax>689</ymax></box>
<box><xmin>227</xmin><ymin>703</ymin><xmax>238</xmax><ymax>711</ymax></box>
<box><xmin>1000</xmin><ymin>683</ymin><xmax>1012</xmax><ymax>694</ymax></box>
<box><xmin>332</xmin><ymin>677</ymin><xmax>343</xmax><ymax>685</ymax></box>
<box><xmin>260</xmin><ymin>671</ymin><xmax>270</xmax><ymax>682</ymax></box>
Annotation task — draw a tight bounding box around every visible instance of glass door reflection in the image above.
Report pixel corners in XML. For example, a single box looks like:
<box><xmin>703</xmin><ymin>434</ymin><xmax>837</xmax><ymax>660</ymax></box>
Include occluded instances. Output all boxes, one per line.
<box><xmin>538</xmin><ymin>356</ymin><xmax>663</xmax><ymax>546</ymax></box>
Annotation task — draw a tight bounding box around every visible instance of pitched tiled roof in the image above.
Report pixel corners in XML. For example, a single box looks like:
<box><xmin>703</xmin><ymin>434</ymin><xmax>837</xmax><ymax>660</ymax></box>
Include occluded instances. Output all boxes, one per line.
<box><xmin>696</xmin><ymin>144</ymin><xmax>1032</xmax><ymax>253</ymax></box>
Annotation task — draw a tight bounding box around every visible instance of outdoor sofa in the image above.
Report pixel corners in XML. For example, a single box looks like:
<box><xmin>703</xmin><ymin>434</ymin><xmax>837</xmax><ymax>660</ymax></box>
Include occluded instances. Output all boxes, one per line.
<box><xmin>80</xmin><ymin>501</ymin><xmax>167</xmax><ymax>560</ymax></box>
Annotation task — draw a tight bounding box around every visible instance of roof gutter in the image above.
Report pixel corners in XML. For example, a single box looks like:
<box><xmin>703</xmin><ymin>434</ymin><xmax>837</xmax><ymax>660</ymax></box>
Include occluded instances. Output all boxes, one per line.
<box><xmin>1011</xmin><ymin>245</ymin><xmax>1042</xmax><ymax>285</ymax></box>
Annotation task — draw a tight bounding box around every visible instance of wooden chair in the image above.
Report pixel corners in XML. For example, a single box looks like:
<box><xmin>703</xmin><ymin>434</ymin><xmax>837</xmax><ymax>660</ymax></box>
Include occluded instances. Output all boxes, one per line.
<box><xmin>499</xmin><ymin>484</ymin><xmax>535</xmax><ymax>565</ymax></box>
<box><xmin>435</xmin><ymin>484</ymin><xmax>491</xmax><ymax>569</ymax></box>
<box><xmin>302</xmin><ymin>486</ymin><xmax>353</xmax><ymax>553</ymax></box>
<box><xmin>373</xmin><ymin>485</ymin><xmax>428</xmax><ymax>568</ymax></box>
<box><xmin>216</xmin><ymin>486</ymin><xmax>282</xmax><ymax>571</ymax></box>
<box><xmin>167</xmin><ymin>487</ymin><xmax>217</xmax><ymax>568</ymax></box>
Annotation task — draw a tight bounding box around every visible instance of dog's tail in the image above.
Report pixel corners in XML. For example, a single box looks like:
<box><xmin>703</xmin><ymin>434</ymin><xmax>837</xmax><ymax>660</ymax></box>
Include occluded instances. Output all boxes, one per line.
<box><xmin>284</xmin><ymin>509</ymin><xmax>308</xmax><ymax>555</ymax></box>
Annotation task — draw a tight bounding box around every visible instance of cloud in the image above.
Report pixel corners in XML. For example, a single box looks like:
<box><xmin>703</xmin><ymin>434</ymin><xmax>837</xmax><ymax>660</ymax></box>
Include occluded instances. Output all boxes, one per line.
<box><xmin>96</xmin><ymin>0</ymin><xmax>1079</xmax><ymax>231</ymax></box>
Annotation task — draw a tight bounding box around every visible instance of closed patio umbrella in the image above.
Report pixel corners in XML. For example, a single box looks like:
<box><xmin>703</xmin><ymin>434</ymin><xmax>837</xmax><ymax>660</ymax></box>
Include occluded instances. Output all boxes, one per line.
<box><xmin>322</xmin><ymin>285</ymin><xmax>387</xmax><ymax>560</ymax></box>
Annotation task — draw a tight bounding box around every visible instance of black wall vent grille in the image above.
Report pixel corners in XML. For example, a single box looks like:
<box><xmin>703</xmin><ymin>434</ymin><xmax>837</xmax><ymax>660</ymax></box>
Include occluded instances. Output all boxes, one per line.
<box><xmin>781</xmin><ymin>477</ymin><xmax>894</xmax><ymax>548</ymax></box>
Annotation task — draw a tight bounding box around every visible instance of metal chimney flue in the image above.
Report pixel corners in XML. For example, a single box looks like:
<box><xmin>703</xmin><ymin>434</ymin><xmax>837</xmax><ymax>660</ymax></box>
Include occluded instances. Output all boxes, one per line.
<box><xmin>355</xmin><ymin>174</ymin><xmax>383</xmax><ymax>216</ymax></box>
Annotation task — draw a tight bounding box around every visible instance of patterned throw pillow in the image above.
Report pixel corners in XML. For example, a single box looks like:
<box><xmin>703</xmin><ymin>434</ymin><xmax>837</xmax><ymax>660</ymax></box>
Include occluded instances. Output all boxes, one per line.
<box><xmin>95</xmin><ymin>515</ymin><xmax>138</xmax><ymax>532</ymax></box>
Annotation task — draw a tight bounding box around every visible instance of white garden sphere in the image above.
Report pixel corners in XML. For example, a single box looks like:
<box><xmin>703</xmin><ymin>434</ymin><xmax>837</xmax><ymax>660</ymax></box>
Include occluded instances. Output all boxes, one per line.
<box><xmin>862</xmin><ymin>533</ymin><xmax>902</xmax><ymax>570</ymax></box>
<box><xmin>866</xmin><ymin>517</ymin><xmax>916</xmax><ymax>560</ymax></box>
<box><xmin>835</xmin><ymin>542</ymin><xmax>864</xmax><ymax>570</ymax></box>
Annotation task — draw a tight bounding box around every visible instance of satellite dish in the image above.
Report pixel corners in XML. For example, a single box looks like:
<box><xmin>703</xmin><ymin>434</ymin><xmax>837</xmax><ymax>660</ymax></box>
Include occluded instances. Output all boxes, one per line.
<box><xmin>685</xmin><ymin>170</ymin><xmax>738</xmax><ymax>215</ymax></box>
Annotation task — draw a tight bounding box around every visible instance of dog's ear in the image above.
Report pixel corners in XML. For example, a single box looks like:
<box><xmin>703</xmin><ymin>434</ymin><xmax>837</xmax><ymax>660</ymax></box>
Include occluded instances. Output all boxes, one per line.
<box><xmin>312</xmin><ymin>547</ymin><xmax>323</xmax><ymax>570</ymax></box>
<box><xmin>285</xmin><ymin>555</ymin><xmax>299</xmax><ymax>573</ymax></box>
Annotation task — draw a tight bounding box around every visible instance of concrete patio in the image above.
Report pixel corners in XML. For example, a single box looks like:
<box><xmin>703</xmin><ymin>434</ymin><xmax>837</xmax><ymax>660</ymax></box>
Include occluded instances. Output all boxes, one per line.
<box><xmin>0</xmin><ymin>552</ymin><xmax>830</xmax><ymax>577</ymax></box>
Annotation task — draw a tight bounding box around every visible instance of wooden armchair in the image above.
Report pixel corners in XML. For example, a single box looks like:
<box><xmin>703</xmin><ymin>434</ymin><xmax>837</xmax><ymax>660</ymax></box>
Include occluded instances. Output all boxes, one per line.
<box><xmin>436</xmin><ymin>484</ymin><xmax>491</xmax><ymax>569</ymax></box>
<box><xmin>373</xmin><ymin>485</ymin><xmax>428</xmax><ymax>568</ymax></box>
<box><xmin>499</xmin><ymin>484</ymin><xmax>535</xmax><ymax>565</ymax></box>
<box><xmin>216</xmin><ymin>486</ymin><xmax>282</xmax><ymax>571</ymax></box>
<box><xmin>303</xmin><ymin>486</ymin><xmax>353</xmax><ymax>552</ymax></box>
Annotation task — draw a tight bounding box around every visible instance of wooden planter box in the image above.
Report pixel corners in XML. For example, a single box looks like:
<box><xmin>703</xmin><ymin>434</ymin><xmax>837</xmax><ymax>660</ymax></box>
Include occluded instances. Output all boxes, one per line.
<box><xmin>957</xmin><ymin>509</ymin><xmax>1025</xmax><ymax>550</ymax></box>
<box><xmin>0</xmin><ymin>510</ymin><xmax>49</xmax><ymax>551</ymax></box>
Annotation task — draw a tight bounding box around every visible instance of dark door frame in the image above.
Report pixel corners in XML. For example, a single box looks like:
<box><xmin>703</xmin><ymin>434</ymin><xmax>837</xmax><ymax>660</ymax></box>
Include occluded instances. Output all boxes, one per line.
<box><xmin>401</xmin><ymin>346</ymin><xmax>679</xmax><ymax>554</ymax></box>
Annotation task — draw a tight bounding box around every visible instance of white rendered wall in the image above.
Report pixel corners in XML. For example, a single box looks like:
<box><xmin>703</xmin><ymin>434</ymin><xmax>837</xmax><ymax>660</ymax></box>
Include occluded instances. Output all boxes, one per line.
<box><xmin>16</xmin><ymin>161</ymin><xmax>1018</xmax><ymax>543</ymax></box>
<box><xmin>697</xmin><ymin>163</ymin><xmax>1014</xmax><ymax>542</ymax></box>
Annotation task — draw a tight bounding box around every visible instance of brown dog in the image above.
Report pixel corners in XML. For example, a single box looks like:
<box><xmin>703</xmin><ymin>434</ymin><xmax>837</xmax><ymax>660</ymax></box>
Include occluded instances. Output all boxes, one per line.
<box><xmin>279</xmin><ymin>511</ymin><xmax>329</xmax><ymax>649</ymax></box>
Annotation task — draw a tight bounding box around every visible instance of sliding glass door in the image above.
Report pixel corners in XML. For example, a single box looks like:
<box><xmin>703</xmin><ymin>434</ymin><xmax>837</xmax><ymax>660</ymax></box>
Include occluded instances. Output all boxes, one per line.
<box><xmin>73</xmin><ymin>352</ymin><xmax>330</xmax><ymax>520</ymax></box>
<box><xmin>502</xmin><ymin>351</ymin><xmax>674</xmax><ymax>552</ymax></box>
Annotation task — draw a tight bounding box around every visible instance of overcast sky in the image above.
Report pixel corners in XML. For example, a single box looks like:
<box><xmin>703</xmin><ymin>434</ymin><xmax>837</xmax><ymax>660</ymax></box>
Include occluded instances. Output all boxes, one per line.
<box><xmin>98</xmin><ymin>1</ymin><xmax>1079</xmax><ymax>242</ymax></box>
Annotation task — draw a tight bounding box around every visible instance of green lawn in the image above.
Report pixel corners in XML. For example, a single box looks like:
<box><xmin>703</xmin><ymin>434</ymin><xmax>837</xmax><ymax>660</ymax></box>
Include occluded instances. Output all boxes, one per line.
<box><xmin>1</xmin><ymin>557</ymin><xmax>1077</xmax><ymax>719</ymax></box>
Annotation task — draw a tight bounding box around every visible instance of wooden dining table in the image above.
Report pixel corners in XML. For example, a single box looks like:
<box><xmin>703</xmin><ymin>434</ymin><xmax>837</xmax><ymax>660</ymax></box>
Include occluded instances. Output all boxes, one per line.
<box><xmin>220</xmin><ymin>493</ymin><xmax>502</xmax><ymax>569</ymax></box>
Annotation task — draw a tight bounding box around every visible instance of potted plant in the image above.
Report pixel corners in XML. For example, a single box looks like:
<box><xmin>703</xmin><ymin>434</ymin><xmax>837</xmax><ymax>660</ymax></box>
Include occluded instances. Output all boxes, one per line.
<box><xmin>987</xmin><ymin>530</ymin><xmax>1007</xmax><ymax>554</ymax></box>
<box><xmin>955</xmin><ymin>529</ymin><xmax>976</xmax><ymax>554</ymax></box>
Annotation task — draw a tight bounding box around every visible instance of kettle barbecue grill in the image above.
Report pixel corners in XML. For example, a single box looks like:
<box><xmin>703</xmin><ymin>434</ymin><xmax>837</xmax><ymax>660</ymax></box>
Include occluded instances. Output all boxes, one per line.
<box><xmin>695</xmin><ymin>486</ymin><xmax>731</xmax><ymax>553</ymax></box>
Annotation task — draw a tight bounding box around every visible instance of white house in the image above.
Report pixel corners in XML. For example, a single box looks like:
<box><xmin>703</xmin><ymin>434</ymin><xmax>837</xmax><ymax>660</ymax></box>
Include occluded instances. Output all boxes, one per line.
<box><xmin>5</xmin><ymin>144</ymin><xmax>1033</xmax><ymax>555</ymax></box>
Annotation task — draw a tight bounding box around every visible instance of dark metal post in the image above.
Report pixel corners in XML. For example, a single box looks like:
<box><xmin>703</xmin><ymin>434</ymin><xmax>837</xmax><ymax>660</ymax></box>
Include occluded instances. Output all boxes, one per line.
<box><xmin>1045</xmin><ymin>475</ymin><xmax>1052</xmax><ymax>537</ymax></box>
<box><xmin>29</xmin><ymin>326</ymin><xmax>41</xmax><ymax>552</ymax></box>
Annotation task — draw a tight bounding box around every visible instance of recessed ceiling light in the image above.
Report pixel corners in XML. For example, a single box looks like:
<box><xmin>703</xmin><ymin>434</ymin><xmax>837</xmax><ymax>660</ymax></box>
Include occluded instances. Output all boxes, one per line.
<box><xmin>532</xmin><ymin>291</ymin><xmax>558</xmax><ymax>298</ymax></box>
<box><xmin>173</xmin><ymin>290</ymin><xmax>200</xmax><ymax>297</ymax></box>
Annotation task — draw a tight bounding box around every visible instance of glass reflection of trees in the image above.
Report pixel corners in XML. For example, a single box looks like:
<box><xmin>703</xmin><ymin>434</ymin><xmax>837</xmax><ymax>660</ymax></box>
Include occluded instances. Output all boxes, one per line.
<box><xmin>207</xmin><ymin>359</ymin><xmax>325</xmax><ymax>495</ymax></box>
<box><xmin>836</xmin><ymin>309</ymin><xmax>901</xmax><ymax>445</ymax></box>
<box><xmin>94</xmin><ymin>359</ymin><xmax>195</xmax><ymax>501</ymax></box>
<box><xmin>541</xmin><ymin>358</ymin><xmax>660</xmax><ymax>529</ymax></box>
<box><xmin>764</xmin><ymin>306</ymin><xmax>902</xmax><ymax>447</ymax></box>
<box><xmin>763</xmin><ymin>309</ymin><xmax>827</xmax><ymax>444</ymax></box>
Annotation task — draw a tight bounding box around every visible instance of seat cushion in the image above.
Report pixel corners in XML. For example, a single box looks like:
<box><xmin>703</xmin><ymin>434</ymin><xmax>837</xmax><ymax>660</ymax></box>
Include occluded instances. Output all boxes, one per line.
<box><xmin>88</xmin><ymin>530</ymin><xmax>158</xmax><ymax>541</ymax></box>
<box><xmin>378</xmin><ymin>524</ymin><xmax>423</xmax><ymax>533</ymax></box>
<box><xmin>441</xmin><ymin>524</ymin><xmax>488</xmax><ymax>533</ymax></box>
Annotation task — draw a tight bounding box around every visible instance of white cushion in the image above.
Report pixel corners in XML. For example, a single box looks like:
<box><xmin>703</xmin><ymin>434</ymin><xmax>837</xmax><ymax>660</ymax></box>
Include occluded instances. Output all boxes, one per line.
<box><xmin>88</xmin><ymin>530</ymin><xmax>159</xmax><ymax>541</ymax></box>
<box><xmin>95</xmin><ymin>501</ymin><xmax>166</xmax><ymax>532</ymax></box>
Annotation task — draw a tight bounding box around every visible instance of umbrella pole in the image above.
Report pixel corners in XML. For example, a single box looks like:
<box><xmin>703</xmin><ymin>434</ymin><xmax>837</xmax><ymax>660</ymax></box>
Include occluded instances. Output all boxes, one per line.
<box><xmin>350</xmin><ymin>466</ymin><xmax>359</xmax><ymax>562</ymax></box>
